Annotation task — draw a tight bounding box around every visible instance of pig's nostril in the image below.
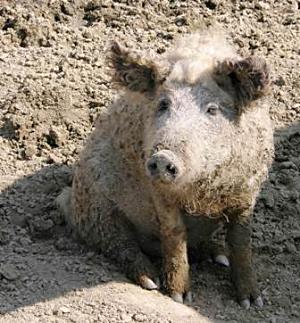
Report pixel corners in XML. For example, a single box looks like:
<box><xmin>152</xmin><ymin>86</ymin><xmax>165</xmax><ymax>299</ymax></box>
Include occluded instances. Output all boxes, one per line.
<box><xmin>166</xmin><ymin>163</ymin><xmax>177</xmax><ymax>176</ymax></box>
<box><xmin>148</xmin><ymin>161</ymin><xmax>158</xmax><ymax>174</ymax></box>
<box><xmin>147</xmin><ymin>154</ymin><xmax>179</xmax><ymax>181</ymax></box>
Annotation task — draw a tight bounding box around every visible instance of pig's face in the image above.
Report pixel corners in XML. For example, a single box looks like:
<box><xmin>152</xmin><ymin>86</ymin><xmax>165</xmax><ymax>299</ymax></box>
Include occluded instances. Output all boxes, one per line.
<box><xmin>109</xmin><ymin>40</ymin><xmax>270</xmax><ymax>188</ymax></box>
<box><xmin>143</xmin><ymin>81</ymin><xmax>237</xmax><ymax>187</ymax></box>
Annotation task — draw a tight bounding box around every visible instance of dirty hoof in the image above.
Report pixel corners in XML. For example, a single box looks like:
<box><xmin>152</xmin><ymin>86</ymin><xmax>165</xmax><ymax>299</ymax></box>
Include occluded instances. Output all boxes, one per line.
<box><xmin>171</xmin><ymin>292</ymin><xmax>184</xmax><ymax>303</ymax></box>
<box><xmin>184</xmin><ymin>291</ymin><xmax>193</xmax><ymax>305</ymax></box>
<box><xmin>240</xmin><ymin>298</ymin><xmax>251</xmax><ymax>309</ymax></box>
<box><xmin>139</xmin><ymin>276</ymin><xmax>159</xmax><ymax>290</ymax></box>
<box><xmin>214</xmin><ymin>254</ymin><xmax>230</xmax><ymax>267</ymax></box>
<box><xmin>254</xmin><ymin>296</ymin><xmax>264</xmax><ymax>308</ymax></box>
<box><xmin>154</xmin><ymin>277</ymin><xmax>161</xmax><ymax>289</ymax></box>
<box><xmin>239</xmin><ymin>295</ymin><xmax>263</xmax><ymax>309</ymax></box>
<box><xmin>171</xmin><ymin>292</ymin><xmax>193</xmax><ymax>304</ymax></box>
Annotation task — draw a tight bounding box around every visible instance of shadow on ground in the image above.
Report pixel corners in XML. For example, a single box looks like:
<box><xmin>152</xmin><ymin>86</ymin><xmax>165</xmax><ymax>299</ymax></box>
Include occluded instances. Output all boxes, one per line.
<box><xmin>0</xmin><ymin>164</ymin><xmax>207</xmax><ymax>322</ymax></box>
<box><xmin>0</xmin><ymin>123</ymin><xmax>299</xmax><ymax>322</ymax></box>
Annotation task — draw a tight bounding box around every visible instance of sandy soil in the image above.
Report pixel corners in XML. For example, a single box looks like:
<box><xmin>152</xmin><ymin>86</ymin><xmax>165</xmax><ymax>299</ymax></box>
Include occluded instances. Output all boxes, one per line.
<box><xmin>0</xmin><ymin>1</ymin><xmax>299</xmax><ymax>322</ymax></box>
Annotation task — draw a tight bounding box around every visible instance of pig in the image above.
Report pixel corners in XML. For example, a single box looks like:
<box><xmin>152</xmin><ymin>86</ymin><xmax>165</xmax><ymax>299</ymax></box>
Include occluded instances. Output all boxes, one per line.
<box><xmin>57</xmin><ymin>29</ymin><xmax>274</xmax><ymax>309</ymax></box>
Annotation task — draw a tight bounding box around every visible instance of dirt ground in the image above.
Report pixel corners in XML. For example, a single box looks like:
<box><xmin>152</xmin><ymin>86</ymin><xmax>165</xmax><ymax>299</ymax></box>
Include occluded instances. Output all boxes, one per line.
<box><xmin>0</xmin><ymin>1</ymin><xmax>299</xmax><ymax>322</ymax></box>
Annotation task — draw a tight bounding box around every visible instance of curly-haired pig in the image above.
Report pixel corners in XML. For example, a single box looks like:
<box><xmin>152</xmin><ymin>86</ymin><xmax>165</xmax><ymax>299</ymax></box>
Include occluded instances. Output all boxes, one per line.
<box><xmin>57</xmin><ymin>29</ymin><xmax>274</xmax><ymax>309</ymax></box>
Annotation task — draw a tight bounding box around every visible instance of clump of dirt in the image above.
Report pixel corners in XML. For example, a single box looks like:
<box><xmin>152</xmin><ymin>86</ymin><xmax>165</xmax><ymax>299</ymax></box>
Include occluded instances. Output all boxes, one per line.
<box><xmin>0</xmin><ymin>1</ymin><xmax>299</xmax><ymax>322</ymax></box>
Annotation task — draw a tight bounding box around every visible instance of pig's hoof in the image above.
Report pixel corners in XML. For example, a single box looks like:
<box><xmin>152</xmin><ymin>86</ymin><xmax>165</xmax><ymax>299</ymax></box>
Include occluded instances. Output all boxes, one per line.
<box><xmin>139</xmin><ymin>275</ymin><xmax>159</xmax><ymax>290</ymax></box>
<box><xmin>214</xmin><ymin>254</ymin><xmax>230</xmax><ymax>267</ymax></box>
<box><xmin>154</xmin><ymin>277</ymin><xmax>161</xmax><ymax>289</ymax></box>
<box><xmin>240</xmin><ymin>298</ymin><xmax>251</xmax><ymax>310</ymax></box>
<box><xmin>184</xmin><ymin>291</ymin><xmax>193</xmax><ymax>305</ymax></box>
<box><xmin>254</xmin><ymin>296</ymin><xmax>264</xmax><ymax>308</ymax></box>
<box><xmin>171</xmin><ymin>292</ymin><xmax>183</xmax><ymax>303</ymax></box>
<box><xmin>239</xmin><ymin>296</ymin><xmax>263</xmax><ymax>309</ymax></box>
<box><xmin>171</xmin><ymin>292</ymin><xmax>193</xmax><ymax>304</ymax></box>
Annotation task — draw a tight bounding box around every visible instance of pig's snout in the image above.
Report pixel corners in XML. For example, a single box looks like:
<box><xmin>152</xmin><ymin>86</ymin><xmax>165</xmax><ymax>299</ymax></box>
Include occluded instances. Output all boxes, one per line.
<box><xmin>146</xmin><ymin>150</ymin><xmax>182</xmax><ymax>183</ymax></box>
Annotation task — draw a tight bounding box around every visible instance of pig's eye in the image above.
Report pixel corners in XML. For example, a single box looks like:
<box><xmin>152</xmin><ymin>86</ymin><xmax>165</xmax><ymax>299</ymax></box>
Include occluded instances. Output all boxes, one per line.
<box><xmin>157</xmin><ymin>98</ymin><xmax>170</xmax><ymax>114</ymax></box>
<box><xmin>206</xmin><ymin>103</ymin><xmax>219</xmax><ymax>116</ymax></box>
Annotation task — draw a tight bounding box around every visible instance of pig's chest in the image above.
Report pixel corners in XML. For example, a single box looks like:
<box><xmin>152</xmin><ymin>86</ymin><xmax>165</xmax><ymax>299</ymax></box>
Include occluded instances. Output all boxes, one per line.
<box><xmin>114</xmin><ymin>175</ymin><xmax>161</xmax><ymax>236</ymax></box>
<box><xmin>122</xmin><ymin>198</ymin><xmax>160</xmax><ymax>236</ymax></box>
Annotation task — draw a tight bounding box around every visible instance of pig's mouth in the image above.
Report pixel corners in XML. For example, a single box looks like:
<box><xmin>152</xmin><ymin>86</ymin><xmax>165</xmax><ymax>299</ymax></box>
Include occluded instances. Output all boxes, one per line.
<box><xmin>145</xmin><ymin>149</ymin><xmax>183</xmax><ymax>184</ymax></box>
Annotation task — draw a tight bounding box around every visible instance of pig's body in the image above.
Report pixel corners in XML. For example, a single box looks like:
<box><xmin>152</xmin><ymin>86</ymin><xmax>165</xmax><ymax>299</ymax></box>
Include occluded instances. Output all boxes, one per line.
<box><xmin>57</xmin><ymin>30</ymin><xmax>274</xmax><ymax>308</ymax></box>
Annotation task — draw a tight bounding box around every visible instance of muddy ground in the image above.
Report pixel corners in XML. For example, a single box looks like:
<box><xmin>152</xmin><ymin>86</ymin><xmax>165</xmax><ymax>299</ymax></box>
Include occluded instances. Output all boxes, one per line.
<box><xmin>0</xmin><ymin>1</ymin><xmax>299</xmax><ymax>322</ymax></box>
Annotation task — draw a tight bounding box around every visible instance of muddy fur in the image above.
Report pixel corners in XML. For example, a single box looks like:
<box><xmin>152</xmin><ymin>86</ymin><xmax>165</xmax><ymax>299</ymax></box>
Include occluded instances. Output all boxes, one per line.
<box><xmin>57</xmin><ymin>29</ymin><xmax>274</xmax><ymax>305</ymax></box>
<box><xmin>110</xmin><ymin>41</ymin><xmax>168</xmax><ymax>94</ymax></box>
<box><xmin>215</xmin><ymin>56</ymin><xmax>271</xmax><ymax>110</ymax></box>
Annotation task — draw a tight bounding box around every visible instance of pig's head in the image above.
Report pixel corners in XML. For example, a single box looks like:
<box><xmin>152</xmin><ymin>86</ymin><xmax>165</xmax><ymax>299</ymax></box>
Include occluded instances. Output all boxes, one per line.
<box><xmin>110</xmin><ymin>39</ymin><xmax>270</xmax><ymax>191</ymax></box>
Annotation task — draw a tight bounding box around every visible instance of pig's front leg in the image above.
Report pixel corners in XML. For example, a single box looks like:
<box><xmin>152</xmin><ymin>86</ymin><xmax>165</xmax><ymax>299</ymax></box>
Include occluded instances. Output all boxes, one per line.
<box><xmin>226</xmin><ymin>210</ymin><xmax>263</xmax><ymax>309</ymax></box>
<box><xmin>155</xmin><ymin>201</ymin><xmax>191</xmax><ymax>304</ymax></box>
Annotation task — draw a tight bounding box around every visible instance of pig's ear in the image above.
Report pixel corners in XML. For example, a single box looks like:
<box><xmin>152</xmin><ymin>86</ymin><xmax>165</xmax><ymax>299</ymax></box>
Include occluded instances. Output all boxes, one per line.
<box><xmin>109</xmin><ymin>41</ymin><xmax>166</xmax><ymax>94</ymax></box>
<box><xmin>215</xmin><ymin>56</ymin><xmax>270</xmax><ymax>110</ymax></box>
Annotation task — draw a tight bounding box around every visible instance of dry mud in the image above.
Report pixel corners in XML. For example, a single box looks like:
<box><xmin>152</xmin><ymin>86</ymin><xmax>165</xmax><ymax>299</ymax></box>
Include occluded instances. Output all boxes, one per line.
<box><xmin>0</xmin><ymin>1</ymin><xmax>299</xmax><ymax>322</ymax></box>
